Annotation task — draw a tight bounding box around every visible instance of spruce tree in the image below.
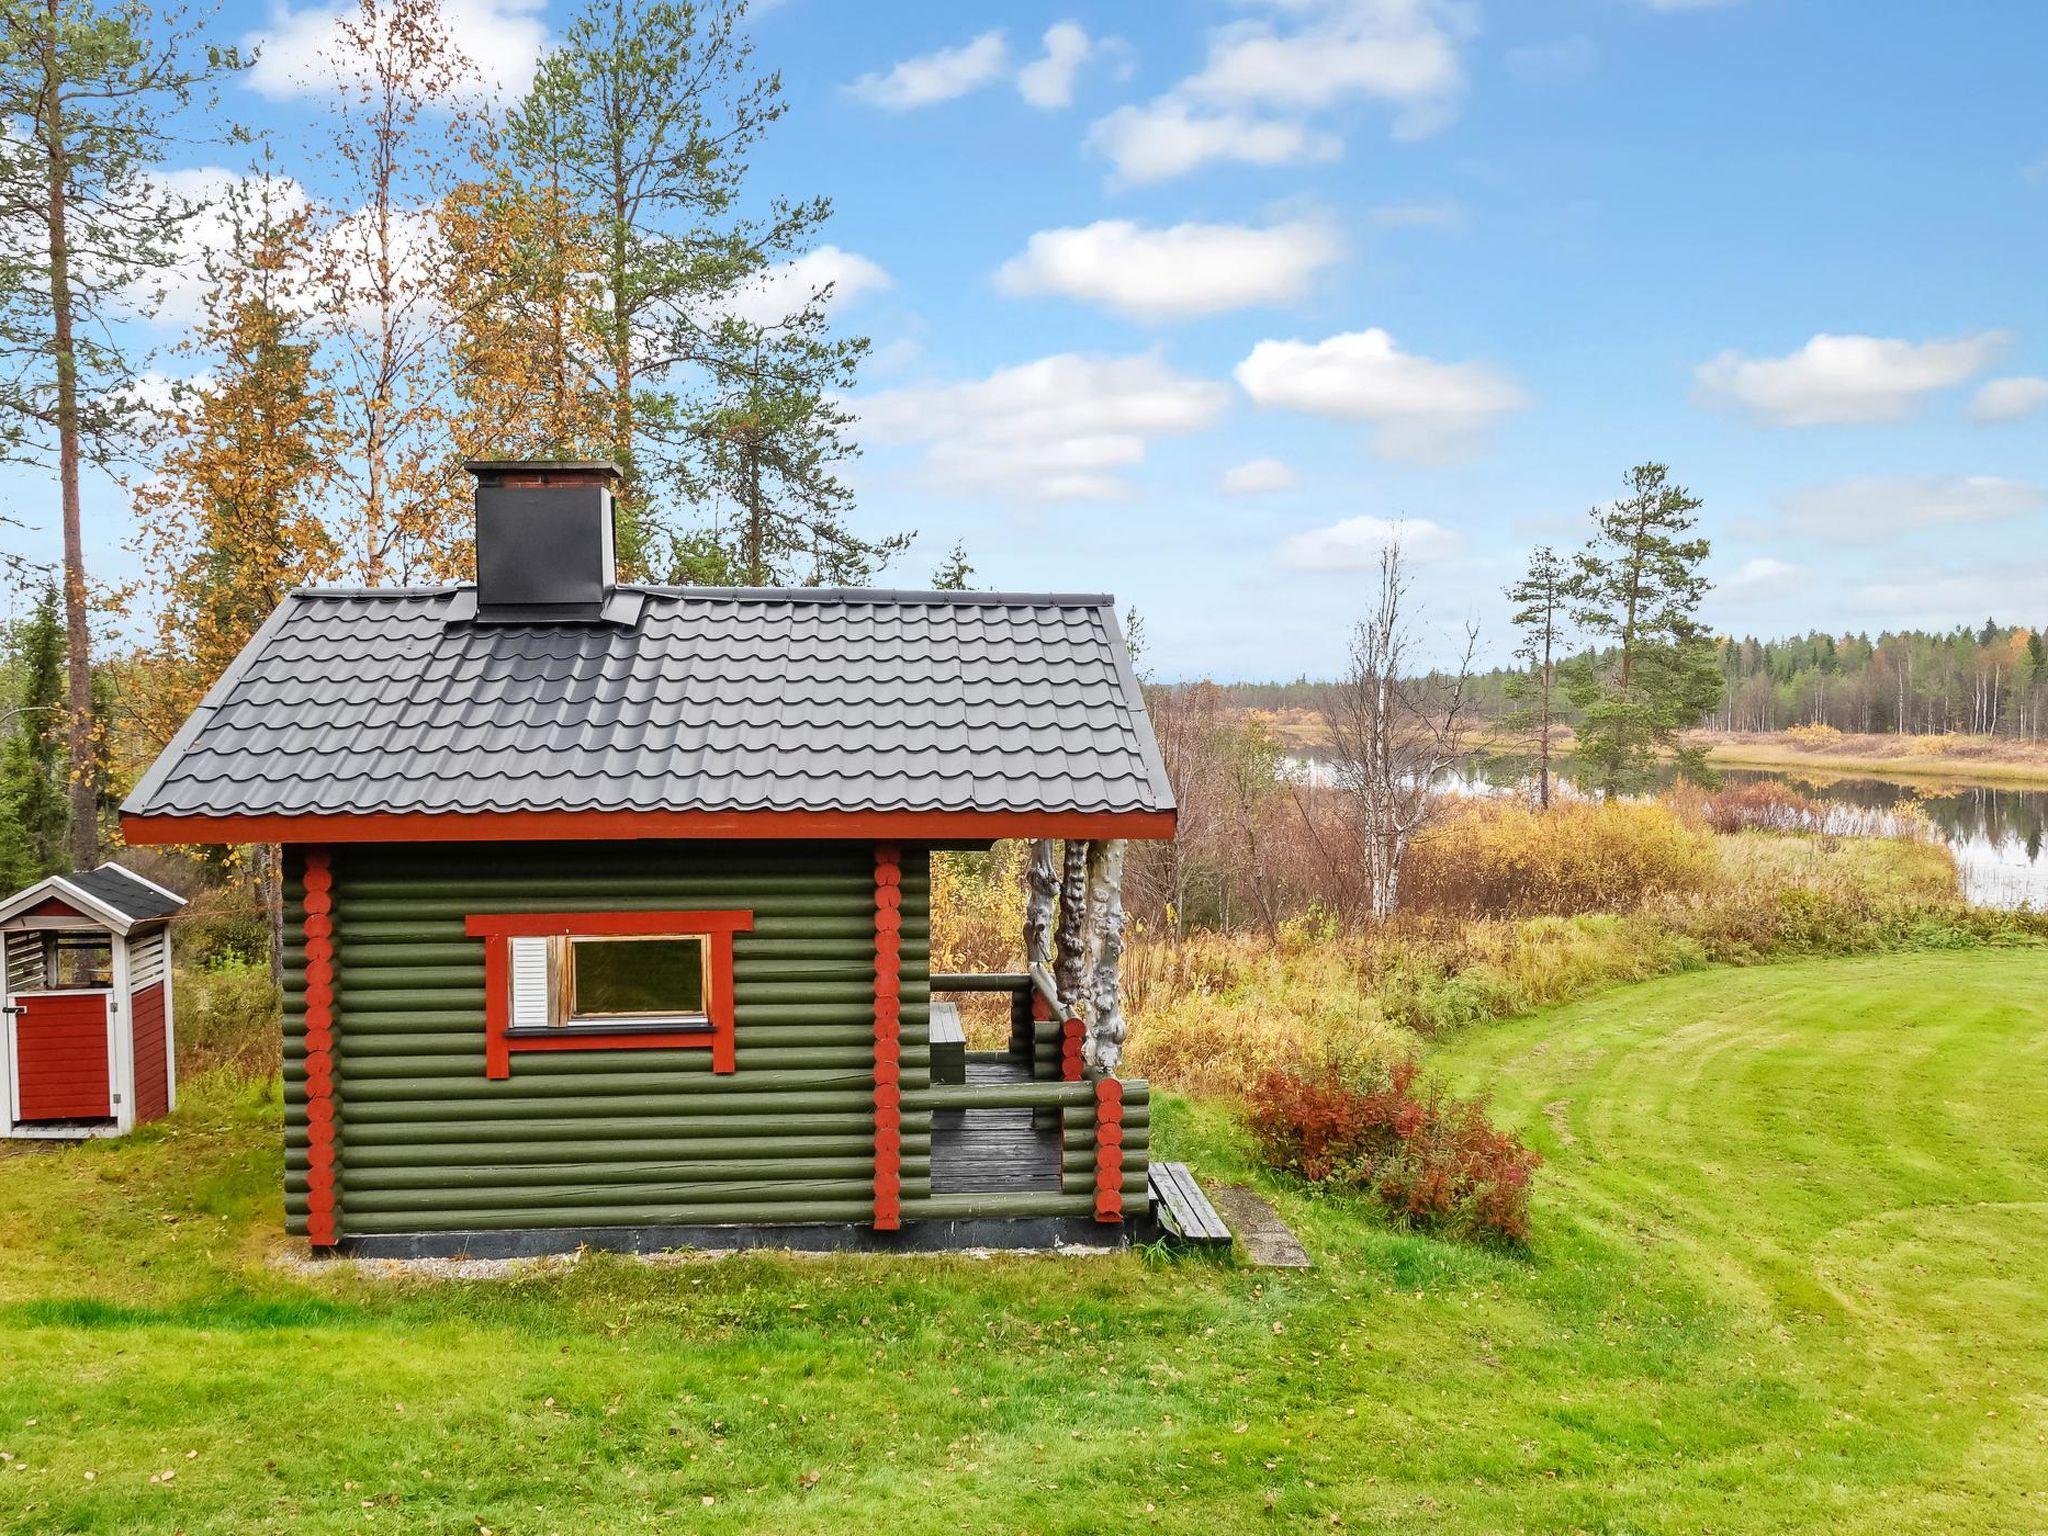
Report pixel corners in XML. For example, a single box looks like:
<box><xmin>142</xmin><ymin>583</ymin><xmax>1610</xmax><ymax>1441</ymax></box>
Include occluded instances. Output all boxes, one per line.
<box><xmin>0</xmin><ymin>584</ymin><xmax>69</xmax><ymax>886</ymax></box>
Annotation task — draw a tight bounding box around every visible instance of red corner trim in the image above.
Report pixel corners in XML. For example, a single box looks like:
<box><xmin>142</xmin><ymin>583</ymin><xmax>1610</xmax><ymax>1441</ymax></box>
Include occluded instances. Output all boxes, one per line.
<box><xmin>872</xmin><ymin>842</ymin><xmax>903</xmax><ymax>1231</ymax></box>
<box><xmin>302</xmin><ymin>847</ymin><xmax>339</xmax><ymax>1249</ymax></box>
<box><xmin>466</xmin><ymin>910</ymin><xmax>751</xmax><ymax>1079</ymax></box>
<box><xmin>122</xmin><ymin>807</ymin><xmax>1176</xmax><ymax>847</ymax></box>
<box><xmin>1061</xmin><ymin>1016</ymin><xmax>1084</xmax><ymax>1083</ymax></box>
<box><xmin>1094</xmin><ymin>1075</ymin><xmax>1125</xmax><ymax>1224</ymax></box>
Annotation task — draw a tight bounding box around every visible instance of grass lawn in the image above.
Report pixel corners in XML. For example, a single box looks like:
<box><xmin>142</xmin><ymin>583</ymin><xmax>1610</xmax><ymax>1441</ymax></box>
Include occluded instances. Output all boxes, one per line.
<box><xmin>3</xmin><ymin>950</ymin><xmax>2045</xmax><ymax>1533</ymax></box>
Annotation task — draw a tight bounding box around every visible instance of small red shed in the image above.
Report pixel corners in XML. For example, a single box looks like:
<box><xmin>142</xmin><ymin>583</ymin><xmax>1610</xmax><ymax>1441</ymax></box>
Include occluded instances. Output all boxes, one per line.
<box><xmin>0</xmin><ymin>863</ymin><xmax>186</xmax><ymax>1139</ymax></box>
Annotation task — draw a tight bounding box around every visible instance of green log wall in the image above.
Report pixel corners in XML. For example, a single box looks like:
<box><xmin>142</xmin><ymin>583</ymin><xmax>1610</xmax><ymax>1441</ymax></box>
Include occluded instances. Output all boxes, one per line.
<box><xmin>282</xmin><ymin>840</ymin><xmax>931</xmax><ymax>1239</ymax></box>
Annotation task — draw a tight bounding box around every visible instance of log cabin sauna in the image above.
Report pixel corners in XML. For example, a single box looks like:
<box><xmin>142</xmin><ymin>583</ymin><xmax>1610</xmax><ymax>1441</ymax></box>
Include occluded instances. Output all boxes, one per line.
<box><xmin>121</xmin><ymin>462</ymin><xmax>1177</xmax><ymax>1256</ymax></box>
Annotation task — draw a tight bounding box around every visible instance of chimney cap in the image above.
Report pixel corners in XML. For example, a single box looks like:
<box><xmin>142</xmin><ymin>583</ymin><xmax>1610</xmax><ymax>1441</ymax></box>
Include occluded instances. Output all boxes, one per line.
<box><xmin>464</xmin><ymin>459</ymin><xmax>622</xmax><ymax>484</ymax></box>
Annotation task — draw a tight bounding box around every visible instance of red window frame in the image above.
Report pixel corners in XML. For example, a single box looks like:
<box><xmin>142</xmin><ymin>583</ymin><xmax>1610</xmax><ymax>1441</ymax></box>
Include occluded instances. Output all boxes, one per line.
<box><xmin>465</xmin><ymin>910</ymin><xmax>752</xmax><ymax>1079</ymax></box>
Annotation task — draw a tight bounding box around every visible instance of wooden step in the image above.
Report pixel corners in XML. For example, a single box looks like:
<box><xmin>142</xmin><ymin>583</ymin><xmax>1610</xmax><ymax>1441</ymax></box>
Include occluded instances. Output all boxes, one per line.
<box><xmin>1148</xmin><ymin>1162</ymin><xmax>1231</xmax><ymax>1247</ymax></box>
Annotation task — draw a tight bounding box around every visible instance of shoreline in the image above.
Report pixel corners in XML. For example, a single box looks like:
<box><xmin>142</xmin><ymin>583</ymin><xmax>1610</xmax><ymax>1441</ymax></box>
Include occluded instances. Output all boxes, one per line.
<box><xmin>1687</xmin><ymin>735</ymin><xmax>2048</xmax><ymax>790</ymax></box>
<box><xmin>1266</xmin><ymin>709</ymin><xmax>2048</xmax><ymax>791</ymax></box>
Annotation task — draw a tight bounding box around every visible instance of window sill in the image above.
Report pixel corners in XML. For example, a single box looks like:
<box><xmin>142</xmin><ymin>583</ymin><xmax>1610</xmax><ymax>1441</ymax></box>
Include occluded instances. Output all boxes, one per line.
<box><xmin>505</xmin><ymin>1018</ymin><xmax>713</xmax><ymax>1039</ymax></box>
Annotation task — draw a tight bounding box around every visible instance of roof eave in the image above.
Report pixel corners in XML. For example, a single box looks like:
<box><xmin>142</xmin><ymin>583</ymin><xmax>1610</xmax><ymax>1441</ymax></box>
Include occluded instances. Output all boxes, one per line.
<box><xmin>119</xmin><ymin>806</ymin><xmax>1179</xmax><ymax>847</ymax></box>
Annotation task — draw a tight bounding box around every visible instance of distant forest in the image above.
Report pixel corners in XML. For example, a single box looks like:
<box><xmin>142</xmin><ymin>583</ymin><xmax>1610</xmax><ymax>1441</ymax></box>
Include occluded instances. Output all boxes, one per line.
<box><xmin>1202</xmin><ymin>621</ymin><xmax>2048</xmax><ymax>740</ymax></box>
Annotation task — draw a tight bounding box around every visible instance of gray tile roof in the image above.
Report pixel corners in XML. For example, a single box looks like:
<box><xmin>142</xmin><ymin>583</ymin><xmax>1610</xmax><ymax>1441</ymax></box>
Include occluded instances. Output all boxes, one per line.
<box><xmin>67</xmin><ymin>864</ymin><xmax>185</xmax><ymax>922</ymax></box>
<box><xmin>122</xmin><ymin>587</ymin><xmax>1175</xmax><ymax>825</ymax></box>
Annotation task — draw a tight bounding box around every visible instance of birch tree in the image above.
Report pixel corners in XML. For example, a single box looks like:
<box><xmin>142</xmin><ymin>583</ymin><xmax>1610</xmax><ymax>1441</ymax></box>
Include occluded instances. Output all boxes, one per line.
<box><xmin>1322</xmin><ymin>544</ymin><xmax>1478</xmax><ymax>920</ymax></box>
<box><xmin>0</xmin><ymin>0</ymin><xmax>242</xmax><ymax>865</ymax></box>
<box><xmin>316</xmin><ymin>0</ymin><xmax>476</xmax><ymax>585</ymax></box>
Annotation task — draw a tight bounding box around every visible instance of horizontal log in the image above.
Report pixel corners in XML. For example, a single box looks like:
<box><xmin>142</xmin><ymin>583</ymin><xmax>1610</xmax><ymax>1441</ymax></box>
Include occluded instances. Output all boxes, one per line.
<box><xmin>345</xmin><ymin>1157</ymin><xmax>917</xmax><ymax>1192</ymax></box>
<box><xmin>906</xmin><ymin>1191</ymin><xmax>1098</xmax><ymax>1222</ymax></box>
<box><xmin>342</xmin><ymin>1092</ymin><xmax>934</xmax><ymax>1123</ymax></box>
<box><xmin>339</xmin><ymin>1046</ymin><xmax>883</xmax><ymax>1080</ymax></box>
<box><xmin>289</xmin><ymin>1112</ymin><xmax>931</xmax><ymax>1147</ymax></box>
<box><xmin>343</xmin><ymin>1178</ymin><xmax>880</xmax><ymax>1215</ymax></box>
<box><xmin>341</xmin><ymin>1199</ymin><xmax>879</xmax><ymax>1234</ymax></box>
<box><xmin>343</xmin><ymin>1133</ymin><xmax>885</xmax><ymax>1167</ymax></box>
<box><xmin>909</xmin><ymin>1081</ymin><xmax>1095</xmax><ymax>1111</ymax></box>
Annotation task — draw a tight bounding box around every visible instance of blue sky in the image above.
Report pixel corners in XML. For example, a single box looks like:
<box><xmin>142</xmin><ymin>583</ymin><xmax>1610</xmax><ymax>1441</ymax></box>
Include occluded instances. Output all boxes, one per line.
<box><xmin>22</xmin><ymin>0</ymin><xmax>2048</xmax><ymax>679</ymax></box>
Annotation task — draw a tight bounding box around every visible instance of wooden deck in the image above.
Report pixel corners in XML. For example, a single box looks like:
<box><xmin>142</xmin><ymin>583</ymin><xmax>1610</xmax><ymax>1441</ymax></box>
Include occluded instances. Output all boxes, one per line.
<box><xmin>929</xmin><ymin>1057</ymin><xmax>1062</xmax><ymax>1195</ymax></box>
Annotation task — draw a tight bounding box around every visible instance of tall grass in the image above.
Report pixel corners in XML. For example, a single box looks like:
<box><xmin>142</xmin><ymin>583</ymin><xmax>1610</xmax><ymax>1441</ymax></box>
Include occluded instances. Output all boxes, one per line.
<box><xmin>1123</xmin><ymin>799</ymin><xmax>2023</xmax><ymax>1098</ymax></box>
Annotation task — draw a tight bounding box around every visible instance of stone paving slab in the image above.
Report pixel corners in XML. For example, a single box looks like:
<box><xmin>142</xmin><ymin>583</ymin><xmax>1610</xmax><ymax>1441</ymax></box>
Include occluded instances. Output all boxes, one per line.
<box><xmin>1211</xmin><ymin>1185</ymin><xmax>1313</xmax><ymax>1268</ymax></box>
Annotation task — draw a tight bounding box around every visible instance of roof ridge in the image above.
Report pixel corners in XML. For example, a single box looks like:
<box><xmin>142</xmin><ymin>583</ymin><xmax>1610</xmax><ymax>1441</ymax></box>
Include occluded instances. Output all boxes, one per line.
<box><xmin>284</xmin><ymin>585</ymin><xmax>1117</xmax><ymax>607</ymax></box>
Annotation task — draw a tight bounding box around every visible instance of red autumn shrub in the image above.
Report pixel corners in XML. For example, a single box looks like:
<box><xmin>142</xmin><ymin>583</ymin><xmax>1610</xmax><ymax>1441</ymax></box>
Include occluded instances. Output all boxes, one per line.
<box><xmin>1244</xmin><ymin>1058</ymin><xmax>1540</xmax><ymax>1245</ymax></box>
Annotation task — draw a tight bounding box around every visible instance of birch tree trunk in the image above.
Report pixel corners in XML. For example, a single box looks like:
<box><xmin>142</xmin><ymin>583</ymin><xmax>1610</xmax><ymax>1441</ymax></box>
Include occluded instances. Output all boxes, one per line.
<box><xmin>1023</xmin><ymin>838</ymin><xmax>1057</xmax><ymax>972</ymax></box>
<box><xmin>1053</xmin><ymin>839</ymin><xmax>1089</xmax><ymax>1011</ymax></box>
<box><xmin>1082</xmin><ymin>839</ymin><xmax>1127</xmax><ymax>1075</ymax></box>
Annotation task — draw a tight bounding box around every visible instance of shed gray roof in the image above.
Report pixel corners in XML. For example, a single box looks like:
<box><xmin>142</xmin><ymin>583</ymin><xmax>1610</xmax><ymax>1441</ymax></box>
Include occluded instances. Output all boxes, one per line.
<box><xmin>67</xmin><ymin>863</ymin><xmax>186</xmax><ymax>922</ymax></box>
<box><xmin>122</xmin><ymin>587</ymin><xmax>1175</xmax><ymax>830</ymax></box>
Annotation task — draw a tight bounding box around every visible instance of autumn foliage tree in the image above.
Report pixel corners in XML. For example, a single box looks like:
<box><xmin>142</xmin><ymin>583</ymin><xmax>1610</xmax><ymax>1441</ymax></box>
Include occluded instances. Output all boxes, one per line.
<box><xmin>133</xmin><ymin>168</ymin><xmax>337</xmax><ymax>752</ymax></box>
<box><xmin>442</xmin><ymin>84</ymin><xmax>611</xmax><ymax>465</ymax></box>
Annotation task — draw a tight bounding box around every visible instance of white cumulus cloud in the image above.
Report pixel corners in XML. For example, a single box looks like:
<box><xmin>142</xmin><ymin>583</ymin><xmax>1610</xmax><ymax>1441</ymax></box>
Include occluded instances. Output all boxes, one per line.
<box><xmin>1778</xmin><ymin>475</ymin><xmax>2046</xmax><ymax>543</ymax></box>
<box><xmin>994</xmin><ymin>219</ymin><xmax>1342</xmax><ymax>322</ymax></box>
<box><xmin>1695</xmin><ymin>331</ymin><xmax>2006</xmax><ymax>426</ymax></box>
<box><xmin>1222</xmin><ymin>458</ymin><xmax>1299</xmax><ymax>495</ymax></box>
<box><xmin>1970</xmin><ymin>376</ymin><xmax>2048</xmax><ymax>425</ymax></box>
<box><xmin>857</xmin><ymin>353</ymin><xmax>1227</xmax><ymax>502</ymax></box>
<box><xmin>1278</xmin><ymin>513</ymin><xmax>1461</xmax><ymax>571</ymax></box>
<box><xmin>1087</xmin><ymin>0</ymin><xmax>1472</xmax><ymax>182</ymax></box>
<box><xmin>848</xmin><ymin>30</ymin><xmax>1009</xmax><ymax>111</ymax></box>
<box><xmin>723</xmin><ymin>246</ymin><xmax>891</xmax><ymax>327</ymax></box>
<box><xmin>1087</xmin><ymin>100</ymin><xmax>1338</xmax><ymax>184</ymax></box>
<box><xmin>1017</xmin><ymin>21</ymin><xmax>1095</xmax><ymax>109</ymax></box>
<box><xmin>244</xmin><ymin>0</ymin><xmax>546</xmax><ymax>101</ymax></box>
<box><xmin>1235</xmin><ymin>328</ymin><xmax>1530</xmax><ymax>464</ymax></box>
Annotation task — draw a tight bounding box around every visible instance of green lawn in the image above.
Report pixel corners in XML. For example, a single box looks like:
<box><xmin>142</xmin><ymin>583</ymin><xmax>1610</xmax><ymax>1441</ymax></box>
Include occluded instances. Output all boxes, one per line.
<box><xmin>3</xmin><ymin>950</ymin><xmax>2045</xmax><ymax>1533</ymax></box>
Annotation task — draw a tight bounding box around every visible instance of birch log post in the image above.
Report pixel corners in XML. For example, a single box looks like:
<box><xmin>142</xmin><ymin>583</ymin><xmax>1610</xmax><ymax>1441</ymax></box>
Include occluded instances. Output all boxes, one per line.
<box><xmin>1054</xmin><ymin>839</ymin><xmax>1090</xmax><ymax>1012</ymax></box>
<box><xmin>1083</xmin><ymin>839</ymin><xmax>1127</xmax><ymax>1075</ymax></box>
<box><xmin>1024</xmin><ymin>839</ymin><xmax>1058</xmax><ymax>972</ymax></box>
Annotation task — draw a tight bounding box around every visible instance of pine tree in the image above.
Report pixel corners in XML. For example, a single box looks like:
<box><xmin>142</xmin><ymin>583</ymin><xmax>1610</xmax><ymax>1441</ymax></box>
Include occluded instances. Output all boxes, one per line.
<box><xmin>0</xmin><ymin>584</ymin><xmax>69</xmax><ymax>886</ymax></box>
<box><xmin>0</xmin><ymin>0</ymin><xmax>245</xmax><ymax>866</ymax></box>
<box><xmin>1502</xmin><ymin>545</ymin><xmax>1568</xmax><ymax>809</ymax></box>
<box><xmin>517</xmin><ymin>0</ymin><xmax>793</xmax><ymax>568</ymax></box>
<box><xmin>1562</xmin><ymin>463</ymin><xmax>1724</xmax><ymax>796</ymax></box>
<box><xmin>696</xmin><ymin>305</ymin><xmax>907</xmax><ymax>585</ymax></box>
<box><xmin>931</xmin><ymin>542</ymin><xmax>973</xmax><ymax>591</ymax></box>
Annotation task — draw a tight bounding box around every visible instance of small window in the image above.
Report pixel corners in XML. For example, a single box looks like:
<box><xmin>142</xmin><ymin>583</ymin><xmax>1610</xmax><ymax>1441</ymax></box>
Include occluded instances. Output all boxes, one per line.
<box><xmin>562</xmin><ymin>934</ymin><xmax>706</xmax><ymax>1024</ymax></box>
<box><xmin>53</xmin><ymin>937</ymin><xmax>113</xmax><ymax>989</ymax></box>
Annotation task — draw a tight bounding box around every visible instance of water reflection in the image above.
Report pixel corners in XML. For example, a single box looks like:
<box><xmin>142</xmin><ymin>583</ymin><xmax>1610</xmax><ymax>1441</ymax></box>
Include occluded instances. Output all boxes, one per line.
<box><xmin>1290</xmin><ymin>752</ymin><xmax>2048</xmax><ymax>911</ymax></box>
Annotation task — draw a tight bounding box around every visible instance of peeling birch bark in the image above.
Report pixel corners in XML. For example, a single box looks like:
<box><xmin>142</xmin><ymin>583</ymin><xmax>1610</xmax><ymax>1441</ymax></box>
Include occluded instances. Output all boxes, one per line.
<box><xmin>1083</xmin><ymin>839</ymin><xmax>1127</xmax><ymax>1075</ymax></box>
<box><xmin>1054</xmin><ymin>839</ymin><xmax>1090</xmax><ymax>1012</ymax></box>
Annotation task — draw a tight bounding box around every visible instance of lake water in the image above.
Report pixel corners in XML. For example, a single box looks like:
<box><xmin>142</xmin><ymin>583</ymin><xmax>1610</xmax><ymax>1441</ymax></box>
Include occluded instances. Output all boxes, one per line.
<box><xmin>1293</xmin><ymin>752</ymin><xmax>2048</xmax><ymax>911</ymax></box>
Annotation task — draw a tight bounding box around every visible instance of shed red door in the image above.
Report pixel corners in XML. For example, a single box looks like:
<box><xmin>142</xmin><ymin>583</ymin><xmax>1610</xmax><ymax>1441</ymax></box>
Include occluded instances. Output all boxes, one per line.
<box><xmin>13</xmin><ymin>993</ymin><xmax>111</xmax><ymax>1120</ymax></box>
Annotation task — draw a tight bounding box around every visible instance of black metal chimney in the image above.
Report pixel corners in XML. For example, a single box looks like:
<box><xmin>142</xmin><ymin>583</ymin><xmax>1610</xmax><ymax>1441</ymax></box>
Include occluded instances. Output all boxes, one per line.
<box><xmin>467</xmin><ymin>461</ymin><xmax>621</xmax><ymax>623</ymax></box>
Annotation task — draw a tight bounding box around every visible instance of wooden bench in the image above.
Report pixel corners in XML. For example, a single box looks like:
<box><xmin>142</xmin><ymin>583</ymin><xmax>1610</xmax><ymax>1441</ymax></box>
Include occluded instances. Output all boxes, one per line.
<box><xmin>929</xmin><ymin>1001</ymin><xmax>966</xmax><ymax>1084</ymax></box>
<box><xmin>1148</xmin><ymin>1162</ymin><xmax>1232</xmax><ymax>1247</ymax></box>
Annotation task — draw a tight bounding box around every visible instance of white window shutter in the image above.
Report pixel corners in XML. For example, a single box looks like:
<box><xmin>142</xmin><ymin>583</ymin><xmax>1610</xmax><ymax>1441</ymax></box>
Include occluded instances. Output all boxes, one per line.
<box><xmin>509</xmin><ymin>937</ymin><xmax>551</xmax><ymax>1028</ymax></box>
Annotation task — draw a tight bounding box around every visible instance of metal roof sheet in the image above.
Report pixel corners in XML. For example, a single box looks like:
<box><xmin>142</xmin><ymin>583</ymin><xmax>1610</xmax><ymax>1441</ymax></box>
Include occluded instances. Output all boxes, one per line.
<box><xmin>122</xmin><ymin>587</ymin><xmax>1175</xmax><ymax>825</ymax></box>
